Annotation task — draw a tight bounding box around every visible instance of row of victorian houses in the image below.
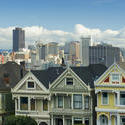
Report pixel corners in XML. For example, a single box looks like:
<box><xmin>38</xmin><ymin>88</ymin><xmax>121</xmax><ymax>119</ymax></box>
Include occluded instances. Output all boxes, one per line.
<box><xmin>0</xmin><ymin>61</ymin><xmax>125</xmax><ymax>125</ymax></box>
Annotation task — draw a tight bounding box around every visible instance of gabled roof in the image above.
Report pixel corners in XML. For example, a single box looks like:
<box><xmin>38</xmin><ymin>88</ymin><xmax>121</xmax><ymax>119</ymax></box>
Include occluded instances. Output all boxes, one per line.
<box><xmin>31</xmin><ymin>64</ymin><xmax>107</xmax><ymax>89</ymax></box>
<box><xmin>0</xmin><ymin>61</ymin><xmax>27</xmax><ymax>91</ymax></box>
<box><xmin>31</xmin><ymin>67</ymin><xmax>66</xmax><ymax>89</ymax></box>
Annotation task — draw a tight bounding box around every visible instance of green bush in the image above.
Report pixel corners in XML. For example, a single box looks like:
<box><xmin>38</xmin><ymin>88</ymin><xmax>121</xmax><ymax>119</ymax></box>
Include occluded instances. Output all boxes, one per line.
<box><xmin>3</xmin><ymin>115</ymin><xmax>37</xmax><ymax>125</ymax></box>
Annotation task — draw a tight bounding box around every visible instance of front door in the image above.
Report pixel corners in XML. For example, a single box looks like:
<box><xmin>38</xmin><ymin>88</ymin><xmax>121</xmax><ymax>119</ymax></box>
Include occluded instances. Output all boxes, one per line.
<box><xmin>56</xmin><ymin>118</ymin><xmax>63</xmax><ymax>125</ymax></box>
<box><xmin>100</xmin><ymin>115</ymin><xmax>108</xmax><ymax>125</ymax></box>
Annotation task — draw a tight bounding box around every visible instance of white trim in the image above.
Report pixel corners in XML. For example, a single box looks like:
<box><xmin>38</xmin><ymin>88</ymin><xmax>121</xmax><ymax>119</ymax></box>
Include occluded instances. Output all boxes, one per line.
<box><xmin>26</xmin><ymin>80</ymin><xmax>36</xmax><ymax>90</ymax></box>
<box><xmin>96</xmin><ymin>107</ymin><xmax>125</xmax><ymax>113</ymax></box>
<box><xmin>94</xmin><ymin>62</ymin><xmax>125</xmax><ymax>85</ymax></box>
<box><xmin>11</xmin><ymin>71</ymin><xmax>48</xmax><ymax>93</ymax></box>
<box><xmin>50</xmin><ymin>68</ymin><xmax>90</xmax><ymax>90</ymax></box>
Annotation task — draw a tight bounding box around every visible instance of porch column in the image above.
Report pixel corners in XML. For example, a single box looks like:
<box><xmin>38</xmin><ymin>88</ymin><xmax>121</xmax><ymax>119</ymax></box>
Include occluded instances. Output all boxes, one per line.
<box><xmin>117</xmin><ymin>114</ymin><xmax>120</xmax><ymax>125</ymax></box>
<box><xmin>71</xmin><ymin>94</ymin><xmax>73</xmax><ymax>109</ymax></box>
<box><xmin>82</xmin><ymin>95</ymin><xmax>84</xmax><ymax>110</ymax></box>
<box><xmin>63</xmin><ymin>116</ymin><xmax>65</xmax><ymax>125</ymax></box>
<box><xmin>117</xmin><ymin>91</ymin><xmax>120</xmax><ymax>105</ymax></box>
<box><xmin>72</xmin><ymin>116</ymin><xmax>74</xmax><ymax>125</ymax></box>
<box><xmin>82</xmin><ymin>118</ymin><xmax>85</xmax><ymax>124</ymax></box>
<box><xmin>28</xmin><ymin>97</ymin><xmax>31</xmax><ymax>111</ymax></box>
<box><xmin>109</xmin><ymin>119</ymin><xmax>111</xmax><ymax>125</ymax></box>
<box><xmin>18</xmin><ymin>96</ymin><xmax>20</xmax><ymax>110</ymax></box>
<box><xmin>51</xmin><ymin>115</ymin><xmax>53</xmax><ymax>125</ymax></box>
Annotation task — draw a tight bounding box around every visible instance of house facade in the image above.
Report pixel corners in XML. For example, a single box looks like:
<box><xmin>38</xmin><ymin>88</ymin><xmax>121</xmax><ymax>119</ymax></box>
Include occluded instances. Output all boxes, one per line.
<box><xmin>95</xmin><ymin>63</ymin><xmax>125</xmax><ymax>125</ymax></box>
<box><xmin>11</xmin><ymin>64</ymin><xmax>107</xmax><ymax>125</ymax></box>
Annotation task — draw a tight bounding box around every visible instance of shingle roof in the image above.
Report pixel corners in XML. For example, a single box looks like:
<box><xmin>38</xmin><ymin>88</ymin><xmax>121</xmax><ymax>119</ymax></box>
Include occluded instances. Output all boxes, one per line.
<box><xmin>31</xmin><ymin>64</ymin><xmax>107</xmax><ymax>89</ymax></box>
<box><xmin>31</xmin><ymin>67</ymin><xmax>66</xmax><ymax>88</ymax></box>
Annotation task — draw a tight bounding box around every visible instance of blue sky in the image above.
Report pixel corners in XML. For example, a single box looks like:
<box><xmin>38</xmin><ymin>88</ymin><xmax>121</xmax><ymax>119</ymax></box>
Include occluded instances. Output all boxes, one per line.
<box><xmin>0</xmin><ymin>0</ymin><xmax>125</xmax><ymax>31</ymax></box>
<box><xmin>0</xmin><ymin>0</ymin><xmax>125</xmax><ymax>49</ymax></box>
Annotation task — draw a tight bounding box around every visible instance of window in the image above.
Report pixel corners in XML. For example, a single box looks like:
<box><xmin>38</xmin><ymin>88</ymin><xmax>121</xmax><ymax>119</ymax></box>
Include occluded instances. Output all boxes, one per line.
<box><xmin>102</xmin><ymin>92</ymin><xmax>108</xmax><ymax>105</ymax></box>
<box><xmin>27</xmin><ymin>81</ymin><xmax>34</xmax><ymax>89</ymax></box>
<box><xmin>58</xmin><ymin>96</ymin><xmax>63</xmax><ymax>108</ymax></box>
<box><xmin>115</xmin><ymin>93</ymin><xmax>117</xmax><ymax>105</ymax></box>
<box><xmin>43</xmin><ymin>100</ymin><xmax>48</xmax><ymax>111</ymax></box>
<box><xmin>74</xmin><ymin>118</ymin><xmax>82</xmax><ymax>124</ymax></box>
<box><xmin>120</xmin><ymin>93</ymin><xmax>125</xmax><ymax>105</ymax></box>
<box><xmin>84</xmin><ymin>96</ymin><xmax>89</xmax><ymax>109</ymax></box>
<box><xmin>30</xmin><ymin>99</ymin><xmax>35</xmax><ymax>110</ymax></box>
<box><xmin>66</xmin><ymin>78</ymin><xmax>73</xmax><ymax>85</ymax></box>
<box><xmin>73</xmin><ymin>94</ymin><xmax>82</xmax><ymax>109</ymax></box>
<box><xmin>85</xmin><ymin>118</ymin><xmax>89</xmax><ymax>125</ymax></box>
<box><xmin>20</xmin><ymin>97</ymin><xmax>28</xmax><ymax>110</ymax></box>
<box><xmin>112</xmin><ymin>74</ymin><xmax>120</xmax><ymax>82</ymax></box>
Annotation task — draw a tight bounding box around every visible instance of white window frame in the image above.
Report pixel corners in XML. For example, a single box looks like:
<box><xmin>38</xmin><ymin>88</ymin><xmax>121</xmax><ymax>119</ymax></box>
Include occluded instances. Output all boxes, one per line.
<box><xmin>26</xmin><ymin>80</ymin><xmax>36</xmax><ymax>89</ymax></box>
<box><xmin>114</xmin><ymin>93</ymin><xmax>118</xmax><ymax>106</ymax></box>
<box><xmin>65</xmin><ymin>77</ymin><xmax>74</xmax><ymax>86</ymax></box>
<box><xmin>111</xmin><ymin>73</ymin><xmax>120</xmax><ymax>83</ymax></box>
<box><xmin>101</xmin><ymin>92</ymin><xmax>109</xmax><ymax>105</ymax></box>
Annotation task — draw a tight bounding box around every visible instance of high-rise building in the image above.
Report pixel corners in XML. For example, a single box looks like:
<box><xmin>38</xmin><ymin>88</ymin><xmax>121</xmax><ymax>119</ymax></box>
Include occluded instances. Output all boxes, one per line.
<box><xmin>47</xmin><ymin>42</ymin><xmax>59</xmax><ymax>56</ymax></box>
<box><xmin>69</xmin><ymin>41</ymin><xmax>80</xmax><ymax>59</ymax></box>
<box><xmin>80</xmin><ymin>37</ymin><xmax>91</xmax><ymax>66</ymax></box>
<box><xmin>13</xmin><ymin>27</ymin><xmax>25</xmax><ymax>52</ymax></box>
<box><xmin>89</xmin><ymin>44</ymin><xmax>120</xmax><ymax>67</ymax></box>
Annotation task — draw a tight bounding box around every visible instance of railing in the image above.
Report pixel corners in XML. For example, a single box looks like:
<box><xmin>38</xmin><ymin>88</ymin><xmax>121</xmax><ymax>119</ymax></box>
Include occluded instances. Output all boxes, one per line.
<box><xmin>50</xmin><ymin>108</ymin><xmax>91</xmax><ymax>115</ymax></box>
<box><xmin>16</xmin><ymin>110</ymin><xmax>49</xmax><ymax>116</ymax></box>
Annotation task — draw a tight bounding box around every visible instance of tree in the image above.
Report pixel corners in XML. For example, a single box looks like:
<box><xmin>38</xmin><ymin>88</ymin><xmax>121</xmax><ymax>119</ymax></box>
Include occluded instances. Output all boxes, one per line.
<box><xmin>3</xmin><ymin>115</ymin><xmax>37</xmax><ymax>125</ymax></box>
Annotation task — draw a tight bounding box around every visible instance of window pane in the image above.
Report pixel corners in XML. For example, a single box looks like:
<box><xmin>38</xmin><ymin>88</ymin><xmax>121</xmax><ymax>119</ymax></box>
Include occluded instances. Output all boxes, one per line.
<box><xmin>85</xmin><ymin>96</ymin><xmax>89</xmax><ymax>109</ymax></box>
<box><xmin>28</xmin><ymin>82</ymin><xmax>34</xmax><ymax>88</ymax></box>
<box><xmin>20</xmin><ymin>97</ymin><xmax>28</xmax><ymax>110</ymax></box>
<box><xmin>66</xmin><ymin>78</ymin><xmax>73</xmax><ymax>85</ymax></box>
<box><xmin>58</xmin><ymin>96</ymin><xmax>63</xmax><ymax>108</ymax></box>
<box><xmin>120</xmin><ymin>93</ymin><xmax>125</xmax><ymax>105</ymax></box>
<box><xmin>112</xmin><ymin>74</ymin><xmax>120</xmax><ymax>81</ymax></box>
<box><xmin>102</xmin><ymin>93</ymin><xmax>108</xmax><ymax>104</ymax></box>
<box><xmin>30</xmin><ymin>99</ymin><xmax>35</xmax><ymax>110</ymax></box>
<box><xmin>43</xmin><ymin>100</ymin><xmax>48</xmax><ymax>111</ymax></box>
<box><xmin>73</xmin><ymin>94</ymin><xmax>82</xmax><ymax>109</ymax></box>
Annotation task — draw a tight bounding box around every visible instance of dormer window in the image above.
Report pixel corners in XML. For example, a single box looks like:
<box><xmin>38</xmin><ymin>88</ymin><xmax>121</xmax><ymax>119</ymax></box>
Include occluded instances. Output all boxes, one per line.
<box><xmin>66</xmin><ymin>78</ymin><xmax>73</xmax><ymax>85</ymax></box>
<box><xmin>112</xmin><ymin>74</ymin><xmax>120</xmax><ymax>83</ymax></box>
<box><xmin>27</xmin><ymin>81</ymin><xmax>35</xmax><ymax>89</ymax></box>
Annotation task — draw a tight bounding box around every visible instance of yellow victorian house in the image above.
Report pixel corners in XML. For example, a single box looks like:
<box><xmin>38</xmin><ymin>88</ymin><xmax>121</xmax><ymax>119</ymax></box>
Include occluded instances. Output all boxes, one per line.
<box><xmin>95</xmin><ymin>62</ymin><xmax>125</xmax><ymax>125</ymax></box>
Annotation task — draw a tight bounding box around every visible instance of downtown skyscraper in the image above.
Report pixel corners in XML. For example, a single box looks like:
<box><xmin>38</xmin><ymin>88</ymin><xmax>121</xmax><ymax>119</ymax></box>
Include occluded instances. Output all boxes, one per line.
<box><xmin>13</xmin><ymin>27</ymin><xmax>25</xmax><ymax>52</ymax></box>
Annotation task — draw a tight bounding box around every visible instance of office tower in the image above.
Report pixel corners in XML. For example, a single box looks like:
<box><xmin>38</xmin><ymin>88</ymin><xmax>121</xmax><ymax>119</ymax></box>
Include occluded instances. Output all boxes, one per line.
<box><xmin>89</xmin><ymin>44</ymin><xmax>120</xmax><ymax>67</ymax></box>
<box><xmin>47</xmin><ymin>42</ymin><xmax>59</xmax><ymax>56</ymax></box>
<box><xmin>13</xmin><ymin>27</ymin><xmax>25</xmax><ymax>52</ymax></box>
<box><xmin>80</xmin><ymin>37</ymin><xmax>91</xmax><ymax>66</ymax></box>
<box><xmin>69</xmin><ymin>41</ymin><xmax>80</xmax><ymax>60</ymax></box>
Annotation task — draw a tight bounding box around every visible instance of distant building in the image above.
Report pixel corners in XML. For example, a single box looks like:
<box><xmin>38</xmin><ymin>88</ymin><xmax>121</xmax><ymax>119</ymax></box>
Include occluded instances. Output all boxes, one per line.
<box><xmin>69</xmin><ymin>41</ymin><xmax>80</xmax><ymax>60</ymax></box>
<box><xmin>80</xmin><ymin>37</ymin><xmax>91</xmax><ymax>66</ymax></box>
<box><xmin>89</xmin><ymin>44</ymin><xmax>120</xmax><ymax>67</ymax></box>
<box><xmin>13</xmin><ymin>27</ymin><xmax>25</xmax><ymax>52</ymax></box>
<box><xmin>47</xmin><ymin>42</ymin><xmax>59</xmax><ymax>56</ymax></box>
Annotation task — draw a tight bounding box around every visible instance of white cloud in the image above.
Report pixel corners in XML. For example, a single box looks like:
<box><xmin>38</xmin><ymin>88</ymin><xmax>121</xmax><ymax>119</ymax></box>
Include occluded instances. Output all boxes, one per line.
<box><xmin>0</xmin><ymin>24</ymin><xmax>125</xmax><ymax>49</ymax></box>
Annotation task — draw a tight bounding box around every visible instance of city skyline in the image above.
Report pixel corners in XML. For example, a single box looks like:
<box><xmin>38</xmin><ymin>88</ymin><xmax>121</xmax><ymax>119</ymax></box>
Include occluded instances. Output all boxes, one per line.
<box><xmin>0</xmin><ymin>0</ymin><xmax>125</xmax><ymax>48</ymax></box>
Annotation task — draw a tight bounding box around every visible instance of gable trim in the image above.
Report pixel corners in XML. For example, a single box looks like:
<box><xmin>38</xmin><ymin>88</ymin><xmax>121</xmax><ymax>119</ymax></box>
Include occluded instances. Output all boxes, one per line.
<box><xmin>50</xmin><ymin>67</ymin><xmax>90</xmax><ymax>90</ymax></box>
<box><xmin>94</xmin><ymin>63</ymin><xmax>124</xmax><ymax>85</ymax></box>
<box><xmin>11</xmin><ymin>71</ymin><xmax>48</xmax><ymax>93</ymax></box>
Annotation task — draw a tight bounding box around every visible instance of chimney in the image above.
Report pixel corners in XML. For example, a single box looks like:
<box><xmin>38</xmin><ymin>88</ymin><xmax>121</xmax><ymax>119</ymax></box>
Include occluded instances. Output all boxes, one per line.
<box><xmin>20</xmin><ymin>61</ymin><xmax>25</xmax><ymax>79</ymax></box>
<box><xmin>61</xmin><ymin>58</ymin><xmax>66</xmax><ymax>67</ymax></box>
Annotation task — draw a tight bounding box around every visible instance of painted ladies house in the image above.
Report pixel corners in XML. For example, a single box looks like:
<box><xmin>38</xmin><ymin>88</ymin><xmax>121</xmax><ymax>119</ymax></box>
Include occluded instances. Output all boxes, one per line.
<box><xmin>95</xmin><ymin>62</ymin><xmax>125</xmax><ymax>125</ymax></box>
<box><xmin>11</xmin><ymin>64</ymin><xmax>106</xmax><ymax>125</ymax></box>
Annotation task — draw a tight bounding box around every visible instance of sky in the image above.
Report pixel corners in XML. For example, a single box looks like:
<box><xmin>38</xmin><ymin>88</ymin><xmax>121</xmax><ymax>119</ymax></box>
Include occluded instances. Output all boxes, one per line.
<box><xmin>0</xmin><ymin>0</ymin><xmax>125</xmax><ymax>48</ymax></box>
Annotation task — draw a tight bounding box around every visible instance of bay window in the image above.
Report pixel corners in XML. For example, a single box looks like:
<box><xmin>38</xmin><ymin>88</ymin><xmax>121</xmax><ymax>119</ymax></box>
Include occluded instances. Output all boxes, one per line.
<box><xmin>58</xmin><ymin>96</ymin><xmax>63</xmax><ymax>108</ymax></box>
<box><xmin>73</xmin><ymin>94</ymin><xmax>82</xmax><ymax>109</ymax></box>
<box><xmin>20</xmin><ymin>97</ymin><xmax>28</xmax><ymax>110</ymax></box>
<box><xmin>120</xmin><ymin>93</ymin><xmax>125</xmax><ymax>105</ymax></box>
